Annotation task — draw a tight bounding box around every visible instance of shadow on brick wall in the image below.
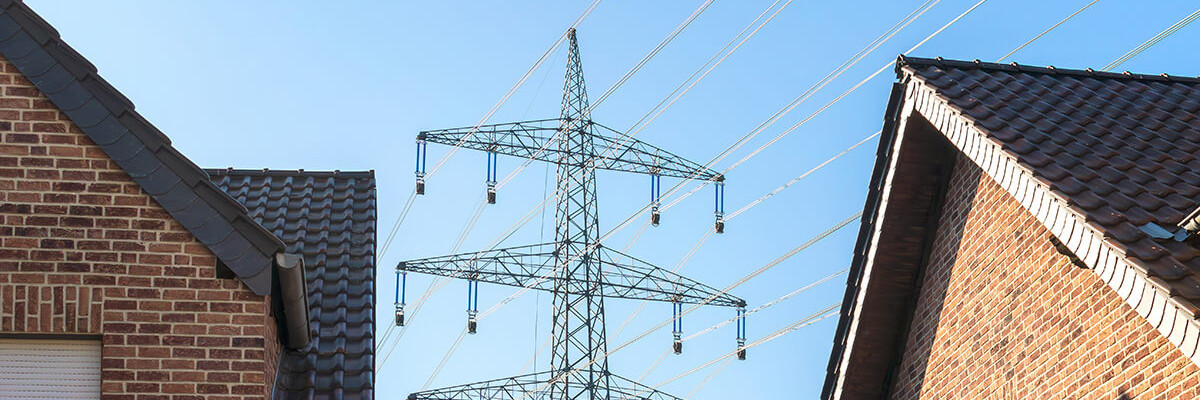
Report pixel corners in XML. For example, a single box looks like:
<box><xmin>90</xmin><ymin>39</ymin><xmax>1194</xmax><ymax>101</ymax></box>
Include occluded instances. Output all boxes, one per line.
<box><xmin>886</xmin><ymin>152</ymin><xmax>979</xmax><ymax>396</ymax></box>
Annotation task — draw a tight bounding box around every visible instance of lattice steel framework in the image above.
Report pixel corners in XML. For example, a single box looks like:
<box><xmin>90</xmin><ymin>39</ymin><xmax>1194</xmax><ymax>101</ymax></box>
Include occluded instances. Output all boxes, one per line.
<box><xmin>402</xmin><ymin>29</ymin><xmax>742</xmax><ymax>400</ymax></box>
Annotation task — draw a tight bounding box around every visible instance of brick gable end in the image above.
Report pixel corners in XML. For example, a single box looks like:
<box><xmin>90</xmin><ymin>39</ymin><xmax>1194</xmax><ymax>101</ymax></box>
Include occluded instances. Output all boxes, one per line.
<box><xmin>0</xmin><ymin>55</ymin><xmax>279</xmax><ymax>399</ymax></box>
<box><xmin>890</xmin><ymin>155</ymin><xmax>1200</xmax><ymax>398</ymax></box>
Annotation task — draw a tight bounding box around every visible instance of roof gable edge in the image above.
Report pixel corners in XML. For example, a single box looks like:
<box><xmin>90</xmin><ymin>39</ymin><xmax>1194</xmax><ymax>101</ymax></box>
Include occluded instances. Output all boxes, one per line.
<box><xmin>0</xmin><ymin>1</ymin><xmax>284</xmax><ymax>295</ymax></box>
<box><xmin>901</xmin><ymin>71</ymin><xmax>1200</xmax><ymax>367</ymax></box>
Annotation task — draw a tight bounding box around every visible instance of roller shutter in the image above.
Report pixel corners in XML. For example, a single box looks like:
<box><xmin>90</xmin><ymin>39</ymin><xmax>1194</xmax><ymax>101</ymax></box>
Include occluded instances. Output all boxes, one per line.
<box><xmin>0</xmin><ymin>338</ymin><xmax>101</xmax><ymax>399</ymax></box>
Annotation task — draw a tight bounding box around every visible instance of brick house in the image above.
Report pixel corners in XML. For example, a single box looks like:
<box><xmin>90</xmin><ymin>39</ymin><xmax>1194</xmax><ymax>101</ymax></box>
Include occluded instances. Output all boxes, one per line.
<box><xmin>0</xmin><ymin>1</ymin><xmax>375</xmax><ymax>399</ymax></box>
<box><xmin>824</xmin><ymin>56</ymin><xmax>1200</xmax><ymax>399</ymax></box>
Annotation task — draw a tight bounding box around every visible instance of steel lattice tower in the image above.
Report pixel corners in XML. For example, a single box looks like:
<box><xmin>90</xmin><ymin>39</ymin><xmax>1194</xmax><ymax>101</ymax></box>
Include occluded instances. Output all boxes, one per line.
<box><xmin>400</xmin><ymin>29</ymin><xmax>745</xmax><ymax>400</ymax></box>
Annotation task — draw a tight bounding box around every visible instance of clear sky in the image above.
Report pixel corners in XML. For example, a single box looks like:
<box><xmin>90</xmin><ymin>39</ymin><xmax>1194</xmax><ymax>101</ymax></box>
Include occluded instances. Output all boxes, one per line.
<box><xmin>26</xmin><ymin>1</ymin><xmax>1200</xmax><ymax>398</ymax></box>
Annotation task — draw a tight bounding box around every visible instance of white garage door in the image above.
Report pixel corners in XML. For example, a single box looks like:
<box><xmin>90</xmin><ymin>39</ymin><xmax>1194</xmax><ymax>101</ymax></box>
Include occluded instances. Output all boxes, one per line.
<box><xmin>0</xmin><ymin>338</ymin><xmax>101</xmax><ymax>399</ymax></box>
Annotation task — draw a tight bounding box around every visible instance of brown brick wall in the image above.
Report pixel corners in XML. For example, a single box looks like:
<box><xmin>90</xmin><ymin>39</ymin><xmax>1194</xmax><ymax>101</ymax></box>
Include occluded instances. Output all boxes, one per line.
<box><xmin>889</xmin><ymin>155</ymin><xmax>1200</xmax><ymax>398</ymax></box>
<box><xmin>0</xmin><ymin>55</ymin><xmax>280</xmax><ymax>399</ymax></box>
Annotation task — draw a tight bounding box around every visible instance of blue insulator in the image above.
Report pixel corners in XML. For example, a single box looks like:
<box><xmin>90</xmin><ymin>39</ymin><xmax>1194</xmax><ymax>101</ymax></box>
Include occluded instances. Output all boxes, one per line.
<box><xmin>650</xmin><ymin>174</ymin><xmax>662</xmax><ymax>226</ymax></box>
<box><xmin>415</xmin><ymin>139</ymin><xmax>428</xmax><ymax>195</ymax></box>
<box><xmin>467</xmin><ymin>280</ymin><xmax>479</xmax><ymax>334</ymax></box>
<box><xmin>736</xmin><ymin>306</ymin><xmax>746</xmax><ymax>360</ymax></box>
<box><xmin>486</xmin><ymin>152</ymin><xmax>498</xmax><ymax>204</ymax></box>
<box><xmin>714</xmin><ymin>181</ymin><xmax>725</xmax><ymax>234</ymax></box>
<box><xmin>395</xmin><ymin>271</ymin><xmax>407</xmax><ymax>327</ymax></box>
<box><xmin>672</xmin><ymin>302</ymin><xmax>683</xmax><ymax>354</ymax></box>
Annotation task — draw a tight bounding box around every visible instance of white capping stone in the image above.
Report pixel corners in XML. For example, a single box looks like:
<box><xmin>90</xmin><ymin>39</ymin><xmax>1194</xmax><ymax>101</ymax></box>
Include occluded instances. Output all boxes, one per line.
<box><xmin>1002</xmin><ymin>162</ymin><xmax>1017</xmax><ymax>193</ymax></box>
<box><xmin>1050</xmin><ymin>204</ymin><xmax>1069</xmax><ymax>239</ymax></box>
<box><xmin>1096</xmin><ymin>250</ymin><xmax>1117</xmax><ymax>284</ymax></box>
<box><xmin>1128</xmin><ymin>277</ymin><xmax>1145</xmax><ymax>308</ymax></box>
<box><xmin>1040</xmin><ymin>193</ymin><xmax>1057</xmax><ymax>226</ymax></box>
<box><xmin>1136</xmin><ymin>278</ymin><xmax>1157</xmax><ymax>316</ymax></box>
<box><xmin>973</xmin><ymin>140</ymin><xmax>987</xmax><ymax>170</ymax></box>
<box><xmin>971</xmin><ymin>132</ymin><xmax>985</xmax><ymax>162</ymax></box>
<box><xmin>980</xmin><ymin>142</ymin><xmax>994</xmax><ymax>175</ymax></box>
<box><xmin>1075</xmin><ymin>230</ymin><xmax>1093</xmax><ymax>266</ymax></box>
<box><xmin>1107</xmin><ymin>257</ymin><xmax>1127</xmax><ymax>293</ymax></box>
<box><xmin>991</xmin><ymin>146</ymin><xmax>1007</xmax><ymax>180</ymax></box>
<box><xmin>1147</xmin><ymin>289</ymin><xmax>1167</xmax><ymax>328</ymax></box>
<box><xmin>988</xmin><ymin>146</ymin><xmax>1003</xmax><ymax>180</ymax></box>
<box><xmin>963</xmin><ymin>125</ymin><xmax>977</xmax><ymax>158</ymax></box>
<box><xmin>1057</xmin><ymin>217</ymin><xmax>1076</xmax><ymax>249</ymax></box>
<box><xmin>1158</xmin><ymin>299</ymin><xmax>1178</xmax><ymax>336</ymax></box>
<box><xmin>1029</xmin><ymin>189</ymin><xmax>1046</xmax><ymax>223</ymax></box>
<box><xmin>1081</xmin><ymin>233</ymin><xmax>1100</xmax><ymax>267</ymax></box>
<box><xmin>1065</xmin><ymin>219</ymin><xmax>1085</xmax><ymax>252</ymax></box>
<box><xmin>1182</xmin><ymin>323</ymin><xmax>1200</xmax><ymax>360</ymax></box>
<box><xmin>1142</xmin><ymin>288</ymin><xmax>1161</xmax><ymax>329</ymax></box>
<box><xmin>1046</xmin><ymin>200</ymin><xmax>1062</xmax><ymax>235</ymax></box>
<box><xmin>1118</xmin><ymin>270</ymin><xmax>1136</xmax><ymax>300</ymax></box>
<box><xmin>1169</xmin><ymin>307</ymin><xmax>1191</xmax><ymax>354</ymax></box>
<box><xmin>1017</xmin><ymin>174</ymin><xmax>1035</xmax><ymax>210</ymax></box>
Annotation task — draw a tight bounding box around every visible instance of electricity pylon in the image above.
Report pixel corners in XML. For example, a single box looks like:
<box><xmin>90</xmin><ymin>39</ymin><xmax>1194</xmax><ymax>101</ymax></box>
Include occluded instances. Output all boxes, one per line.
<box><xmin>400</xmin><ymin>29</ymin><xmax>745</xmax><ymax>400</ymax></box>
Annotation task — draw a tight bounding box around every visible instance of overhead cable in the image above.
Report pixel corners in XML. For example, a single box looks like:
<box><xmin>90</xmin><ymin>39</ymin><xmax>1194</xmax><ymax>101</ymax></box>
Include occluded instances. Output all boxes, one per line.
<box><xmin>1103</xmin><ymin>6</ymin><xmax>1200</xmax><ymax>71</ymax></box>
<box><xmin>997</xmin><ymin>0</ymin><xmax>1101</xmax><ymax>62</ymax></box>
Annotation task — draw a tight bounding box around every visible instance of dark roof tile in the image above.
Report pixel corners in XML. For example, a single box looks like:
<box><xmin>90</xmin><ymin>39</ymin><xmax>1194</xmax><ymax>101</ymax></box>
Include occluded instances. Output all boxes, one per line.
<box><xmin>900</xmin><ymin>55</ymin><xmax>1200</xmax><ymax>321</ymax></box>
<box><xmin>208</xmin><ymin>169</ymin><xmax>376</xmax><ymax>400</ymax></box>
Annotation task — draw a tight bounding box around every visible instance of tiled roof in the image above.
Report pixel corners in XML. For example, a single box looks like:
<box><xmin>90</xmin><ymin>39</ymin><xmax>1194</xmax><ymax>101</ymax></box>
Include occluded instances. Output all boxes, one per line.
<box><xmin>0</xmin><ymin>0</ymin><xmax>284</xmax><ymax>294</ymax></box>
<box><xmin>900</xmin><ymin>56</ymin><xmax>1200</xmax><ymax>307</ymax></box>
<box><xmin>824</xmin><ymin>56</ymin><xmax>1200</xmax><ymax>399</ymax></box>
<box><xmin>208</xmin><ymin>169</ymin><xmax>377</xmax><ymax>400</ymax></box>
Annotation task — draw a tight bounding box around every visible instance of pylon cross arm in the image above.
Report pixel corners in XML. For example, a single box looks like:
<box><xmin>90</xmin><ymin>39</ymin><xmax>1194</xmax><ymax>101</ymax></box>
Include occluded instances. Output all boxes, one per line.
<box><xmin>397</xmin><ymin>242</ymin><xmax>744</xmax><ymax>308</ymax></box>
<box><xmin>405</xmin><ymin>370</ymin><xmax>683</xmax><ymax>400</ymax></box>
<box><xmin>419</xmin><ymin>119</ymin><xmax>721</xmax><ymax>181</ymax></box>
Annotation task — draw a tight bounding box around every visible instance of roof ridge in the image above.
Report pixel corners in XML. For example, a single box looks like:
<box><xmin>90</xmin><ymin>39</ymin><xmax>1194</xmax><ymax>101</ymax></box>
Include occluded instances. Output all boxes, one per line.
<box><xmin>206</xmin><ymin>168</ymin><xmax>376</xmax><ymax>179</ymax></box>
<box><xmin>898</xmin><ymin>55</ymin><xmax>1200</xmax><ymax>84</ymax></box>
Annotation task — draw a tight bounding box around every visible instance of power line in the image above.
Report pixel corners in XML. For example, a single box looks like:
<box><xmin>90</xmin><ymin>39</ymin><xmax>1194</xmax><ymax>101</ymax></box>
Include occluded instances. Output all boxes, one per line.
<box><xmin>684</xmin><ymin>268</ymin><xmax>848</xmax><ymax>342</ymax></box>
<box><xmin>997</xmin><ymin>0</ymin><xmax>1101</xmax><ymax>62</ymax></box>
<box><xmin>372</xmin><ymin>0</ymin><xmax>600</xmax><ymax>355</ymax></box>
<box><xmin>424</xmin><ymin>1</ymin><xmax>603</xmax><ymax>179</ymax></box>
<box><xmin>664</xmin><ymin>1</ymin><xmax>1134</xmax><ymax>389</ymax></box>
<box><xmin>404</xmin><ymin>0</ymin><xmax>977</xmax><ymax>378</ymax></box>
<box><xmin>684</xmin><ymin>358</ymin><xmax>734</xmax><ymax>400</ymax></box>
<box><xmin>667</xmin><ymin>0</ymin><xmax>987</xmax><ymax>205</ymax></box>
<box><xmin>416</xmin><ymin>0</ymin><xmax>802</xmax><ymax>329</ymax></box>
<box><xmin>382</xmin><ymin>1</ymin><xmax>724</xmax><ymax>375</ymax></box>
<box><xmin>602</xmin><ymin>0</ymin><xmax>943</xmax><ymax>340</ymax></box>
<box><xmin>613</xmin><ymin>129</ymin><xmax>876</xmax><ymax>341</ymax></box>
<box><xmin>724</xmin><ymin>132</ymin><xmax>880</xmax><ymax>221</ymax></box>
<box><xmin>1103</xmin><ymin>6</ymin><xmax>1200</xmax><ymax>71</ymax></box>
<box><xmin>618</xmin><ymin>0</ymin><xmax>988</xmax><ymax>244</ymax></box>
<box><xmin>666</xmin><ymin>1</ymin><xmax>1132</xmax><ymax>389</ymax></box>
<box><xmin>635</xmin><ymin>266</ymin><xmax>849</xmax><ymax>381</ymax></box>
<box><xmin>382</xmin><ymin>0</ymin><xmax>1122</xmax><ymax>392</ymax></box>
<box><xmin>510</xmin><ymin>213</ymin><xmax>861</xmax><ymax>400</ymax></box>
<box><xmin>494</xmin><ymin>0</ymin><xmax>724</xmax><ymax>191</ymax></box>
<box><xmin>374</xmin><ymin>0</ymin><xmax>603</xmax><ymax>347</ymax></box>
<box><xmin>396</xmin><ymin>0</ymin><xmax>987</xmax><ymax>386</ymax></box>
<box><xmin>654</xmin><ymin>303</ymin><xmax>842</xmax><ymax>388</ymax></box>
<box><xmin>616</xmin><ymin>0</ymin><xmax>797</xmax><ymax>143</ymax></box>
<box><xmin>591</xmin><ymin>0</ymin><xmax>717</xmax><ymax>109</ymax></box>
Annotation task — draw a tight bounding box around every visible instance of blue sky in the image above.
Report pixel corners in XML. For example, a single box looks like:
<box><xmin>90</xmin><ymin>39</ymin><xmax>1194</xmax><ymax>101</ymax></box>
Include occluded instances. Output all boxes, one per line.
<box><xmin>27</xmin><ymin>1</ymin><xmax>1200</xmax><ymax>398</ymax></box>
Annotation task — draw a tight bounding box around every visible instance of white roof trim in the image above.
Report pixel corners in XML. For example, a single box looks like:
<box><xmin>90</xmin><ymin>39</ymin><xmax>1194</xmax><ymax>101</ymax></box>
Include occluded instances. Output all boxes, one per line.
<box><xmin>902</xmin><ymin>68</ymin><xmax>1200</xmax><ymax>365</ymax></box>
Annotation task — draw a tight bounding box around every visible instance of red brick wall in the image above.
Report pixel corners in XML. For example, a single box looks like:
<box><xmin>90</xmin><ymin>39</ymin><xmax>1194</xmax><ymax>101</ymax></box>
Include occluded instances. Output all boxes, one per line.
<box><xmin>888</xmin><ymin>155</ymin><xmax>1200</xmax><ymax>398</ymax></box>
<box><xmin>0</xmin><ymin>56</ymin><xmax>280</xmax><ymax>399</ymax></box>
